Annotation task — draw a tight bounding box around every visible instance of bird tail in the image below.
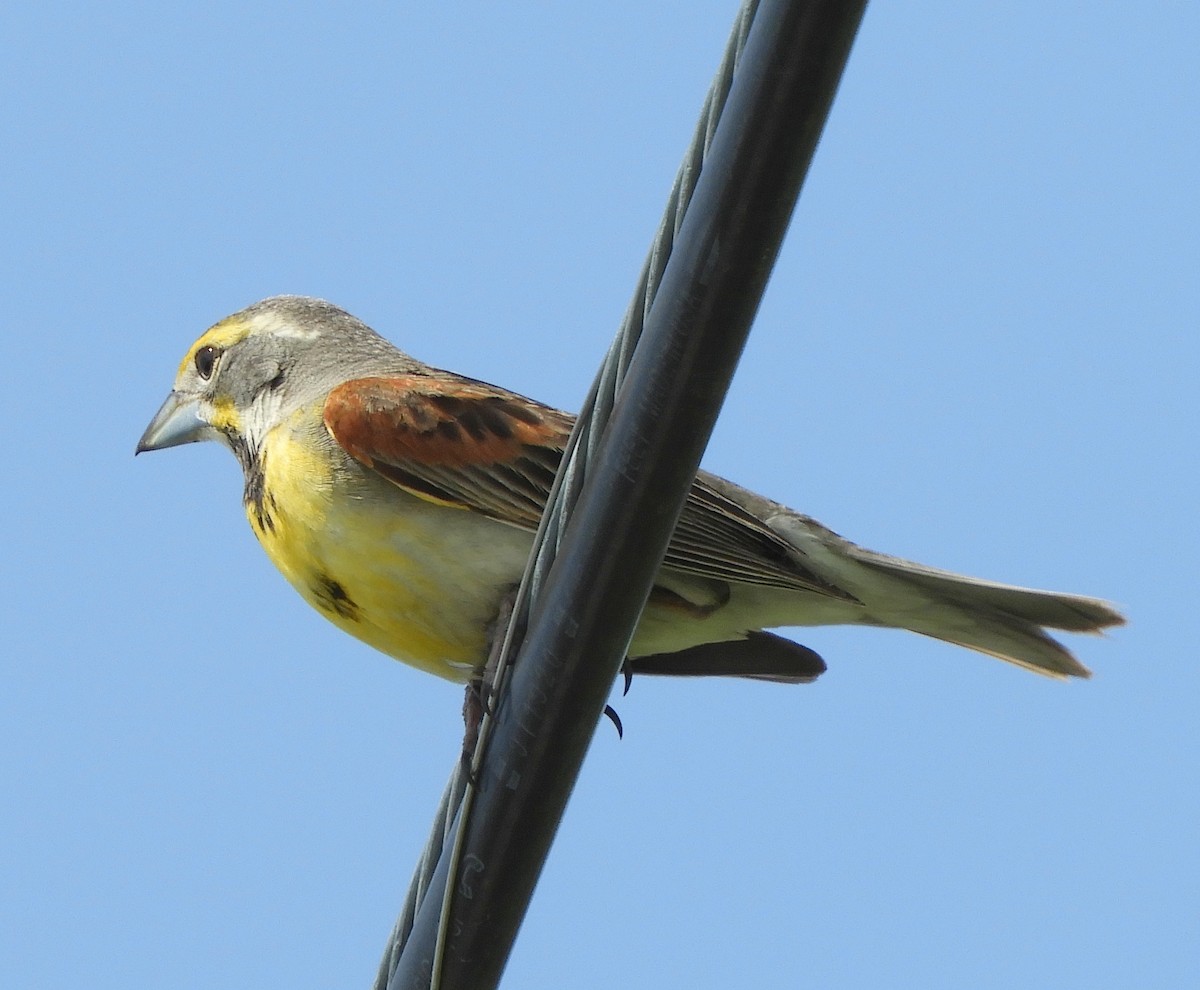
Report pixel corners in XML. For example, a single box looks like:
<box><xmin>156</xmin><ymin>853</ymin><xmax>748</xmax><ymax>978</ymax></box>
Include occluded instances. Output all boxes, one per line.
<box><xmin>845</xmin><ymin>545</ymin><xmax>1124</xmax><ymax>678</ymax></box>
<box><xmin>767</xmin><ymin>514</ymin><xmax>1125</xmax><ymax>679</ymax></box>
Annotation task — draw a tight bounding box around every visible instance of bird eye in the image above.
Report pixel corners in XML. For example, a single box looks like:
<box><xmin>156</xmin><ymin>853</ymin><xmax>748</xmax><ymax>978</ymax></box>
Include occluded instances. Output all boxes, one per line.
<box><xmin>194</xmin><ymin>345</ymin><xmax>222</xmax><ymax>380</ymax></box>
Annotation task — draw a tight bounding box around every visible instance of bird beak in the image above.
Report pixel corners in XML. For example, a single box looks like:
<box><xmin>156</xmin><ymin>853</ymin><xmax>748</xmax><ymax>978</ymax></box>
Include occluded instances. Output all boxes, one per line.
<box><xmin>136</xmin><ymin>391</ymin><xmax>214</xmax><ymax>453</ymax></box>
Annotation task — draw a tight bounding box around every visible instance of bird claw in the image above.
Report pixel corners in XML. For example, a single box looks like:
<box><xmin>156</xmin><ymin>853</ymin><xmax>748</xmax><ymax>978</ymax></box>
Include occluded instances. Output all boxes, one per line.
<box><xmin>603</xmin><ymin>704</ymin><xmax>624</xmax><ymax>739</ymax></box>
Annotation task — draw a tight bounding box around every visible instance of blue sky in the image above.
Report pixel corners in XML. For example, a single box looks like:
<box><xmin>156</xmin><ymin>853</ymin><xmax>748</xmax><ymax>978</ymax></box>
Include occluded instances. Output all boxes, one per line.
<box><xmin>2</xmin><ymin>2</ymin><xmax>1196</xmax><ymax>987</ymax></box>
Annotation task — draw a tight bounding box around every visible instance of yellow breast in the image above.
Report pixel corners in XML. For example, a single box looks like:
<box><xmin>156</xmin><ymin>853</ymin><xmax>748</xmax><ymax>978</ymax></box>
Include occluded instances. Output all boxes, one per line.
<box><xmin>245</xmin><ymin>411</ymin><xmax>534</xmax><ymax>681</ymax></box>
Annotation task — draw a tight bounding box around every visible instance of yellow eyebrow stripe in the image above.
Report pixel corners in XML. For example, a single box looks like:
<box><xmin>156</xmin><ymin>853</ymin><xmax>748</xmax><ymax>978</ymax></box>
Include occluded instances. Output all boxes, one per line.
<box><xmin>175</xmin><ymin>317</ymin><xmax>255</xmax><ymax>378</ymax></box>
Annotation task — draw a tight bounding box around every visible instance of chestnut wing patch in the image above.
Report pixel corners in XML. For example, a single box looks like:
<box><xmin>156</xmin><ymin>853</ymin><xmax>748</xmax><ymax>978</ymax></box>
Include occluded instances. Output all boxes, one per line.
<box><xmin>324</xmin><ymin>374</ymin><xmax>852</xmax><ymax>601</ymax></box>
<box><xmin>324</xmin><ymin>375</ymin><xmax>571</xmax><ymax>528</ymax></box>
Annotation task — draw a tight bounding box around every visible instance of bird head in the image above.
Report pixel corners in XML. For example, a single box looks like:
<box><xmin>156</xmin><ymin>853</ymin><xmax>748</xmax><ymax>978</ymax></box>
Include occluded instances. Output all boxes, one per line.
<box><xmin>136</xmin><ymin>296</ymin><xmax>416</xmax><ymax>466</ymax></box>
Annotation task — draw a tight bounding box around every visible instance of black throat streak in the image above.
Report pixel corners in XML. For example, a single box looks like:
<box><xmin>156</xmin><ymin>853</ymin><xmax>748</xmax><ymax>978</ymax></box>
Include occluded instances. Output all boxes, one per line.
<box><xmin>235</xmin><ymin>437</ymin><xmax>276</xmax><ymax>534</ymax></box>
<box><xmin>311</xmin><ymin>573</ymin><xmax>361</xmax><ymax>622</ymax></box>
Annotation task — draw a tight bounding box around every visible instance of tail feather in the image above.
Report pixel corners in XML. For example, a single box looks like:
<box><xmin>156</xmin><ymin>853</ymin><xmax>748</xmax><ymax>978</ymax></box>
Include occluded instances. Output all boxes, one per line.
<box><xmin>847</xmin><ymin>546</ymin><xmax>1125</xmax><ymax>633</ymax></box>
<box><xmin>876</xmin><ymin>599</ymin><xmax>1096</xmax><ymax>679</ymax></box>
<box><xmin>764</xmin><ymin>512</ymin><xmax>1125</xmax><ymax>679</ymax></box>
<box><xmin>846</xmin><ymin>545</ymin><xmax>1124</xmax><ymax>679</ymax></box>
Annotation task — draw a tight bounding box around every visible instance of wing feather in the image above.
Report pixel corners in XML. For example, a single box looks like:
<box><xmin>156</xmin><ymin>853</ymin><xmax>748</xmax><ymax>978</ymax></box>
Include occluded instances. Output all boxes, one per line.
<box><xmin>324</xmin><ymin>375</ymin><xmax>567</xmax><ymax>526</ymax></box>
<box><xmin>324</xmin><ymin>374</ymin><xmax>852</xmax><ymax>601</ymax></box>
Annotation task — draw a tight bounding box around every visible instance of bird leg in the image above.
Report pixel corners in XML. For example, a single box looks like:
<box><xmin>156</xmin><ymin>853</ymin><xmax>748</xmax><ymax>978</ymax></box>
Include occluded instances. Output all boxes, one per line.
<box><xmin>461</xmin><ymin>586</ymin><xmax>520</xmax><ymax>767</ymax></box>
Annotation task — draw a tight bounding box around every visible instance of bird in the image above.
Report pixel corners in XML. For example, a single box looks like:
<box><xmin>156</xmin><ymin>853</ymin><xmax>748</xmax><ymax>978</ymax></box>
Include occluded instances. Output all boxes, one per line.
<box><xmin>137</xmin><ymin>295</ymin><xmax>1123</xmax><ymax>686</ymax></box>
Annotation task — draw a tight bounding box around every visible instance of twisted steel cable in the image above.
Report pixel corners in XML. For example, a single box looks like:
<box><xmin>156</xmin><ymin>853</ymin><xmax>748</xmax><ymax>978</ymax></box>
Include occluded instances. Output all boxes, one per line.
<box><xmin>373</xmin><ymin>4</ymin><xmax>762</xmax><ymax>986</ymax></box>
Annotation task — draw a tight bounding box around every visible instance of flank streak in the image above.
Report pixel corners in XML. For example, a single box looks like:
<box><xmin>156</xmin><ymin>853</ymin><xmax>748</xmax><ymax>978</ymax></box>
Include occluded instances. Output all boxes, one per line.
<box><xmin>312</xmin><ymin>573</ymin><xmax>361</xmax><ymax>621</ymax></box>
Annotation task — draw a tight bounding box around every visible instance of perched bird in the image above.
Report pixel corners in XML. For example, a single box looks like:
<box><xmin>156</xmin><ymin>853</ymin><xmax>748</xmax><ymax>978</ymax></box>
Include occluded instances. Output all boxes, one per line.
<box><xmin>137</xmin><ymin>296</ymin><xmax>1122</xmax><ymax>685</ymax></box>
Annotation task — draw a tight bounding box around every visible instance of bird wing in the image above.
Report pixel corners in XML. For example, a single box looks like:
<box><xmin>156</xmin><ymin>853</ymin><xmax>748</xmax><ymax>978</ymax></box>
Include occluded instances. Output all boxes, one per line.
<box><xmin>323</xmin><ymin>374</ymin><xmax>853</xmax><ymax>600</ymax></box>
<box><xmin>323</xmin><ymin>374</ymin><xmax>569</xmax><ymax>529</ymax></box>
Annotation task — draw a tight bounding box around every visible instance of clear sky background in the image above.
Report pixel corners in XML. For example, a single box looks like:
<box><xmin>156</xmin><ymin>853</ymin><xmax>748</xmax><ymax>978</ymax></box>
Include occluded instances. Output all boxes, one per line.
<box><xmin>2</xmin><ymin>3</ymin><xmax>1196</xmax><ymax>988</ymax></box>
